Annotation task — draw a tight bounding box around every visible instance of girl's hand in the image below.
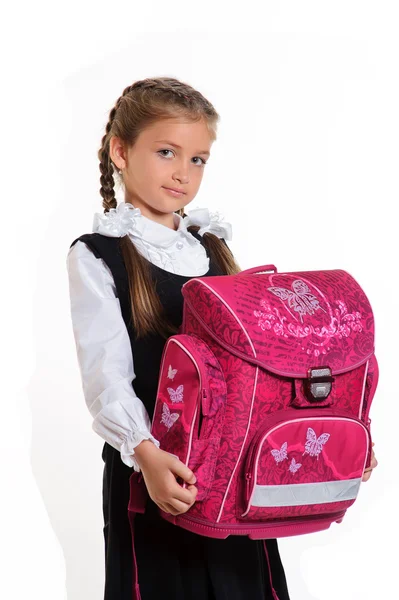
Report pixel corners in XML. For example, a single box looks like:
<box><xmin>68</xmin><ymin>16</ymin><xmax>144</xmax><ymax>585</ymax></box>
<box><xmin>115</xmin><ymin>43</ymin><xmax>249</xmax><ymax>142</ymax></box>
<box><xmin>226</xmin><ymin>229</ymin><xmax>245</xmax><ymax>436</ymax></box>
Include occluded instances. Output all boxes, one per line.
<box><xmin>134</xmin><ymin>440</ymin><xmax>198</xmax><ymax>516</ymax></box>
<box><xmin>362</xmin><ymin>442</ymin><xmax>378</xmax><ymax>482</ymax></box>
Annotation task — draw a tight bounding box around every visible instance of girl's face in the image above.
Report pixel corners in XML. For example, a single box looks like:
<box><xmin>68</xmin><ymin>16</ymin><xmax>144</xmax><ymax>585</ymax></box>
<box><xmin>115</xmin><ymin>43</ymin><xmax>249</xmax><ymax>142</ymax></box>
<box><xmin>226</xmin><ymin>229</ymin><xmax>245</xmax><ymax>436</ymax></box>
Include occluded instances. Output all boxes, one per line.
<box><xmin>110</xmin><ymin>118</ymin><xmax>213</xmax><ymax>228</ymax></box>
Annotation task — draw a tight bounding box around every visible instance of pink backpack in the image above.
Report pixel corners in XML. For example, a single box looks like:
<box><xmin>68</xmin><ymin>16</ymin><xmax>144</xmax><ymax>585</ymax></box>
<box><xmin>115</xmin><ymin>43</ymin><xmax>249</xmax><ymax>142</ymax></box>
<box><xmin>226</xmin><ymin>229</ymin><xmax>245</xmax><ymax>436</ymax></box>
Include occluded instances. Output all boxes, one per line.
<box><xmin>133</xmin><ymin>265</ymin><xmax>378</xmax><ymax>540</ymax></box>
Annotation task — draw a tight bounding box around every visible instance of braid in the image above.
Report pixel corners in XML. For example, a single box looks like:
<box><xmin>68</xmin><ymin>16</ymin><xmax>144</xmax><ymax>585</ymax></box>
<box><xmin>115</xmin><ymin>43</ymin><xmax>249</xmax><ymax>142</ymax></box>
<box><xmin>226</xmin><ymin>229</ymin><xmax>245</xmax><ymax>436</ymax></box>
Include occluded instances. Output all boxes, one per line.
<box><xmin>97</xmin><ymin>83</ymin><xmax>144</xmax><ymax>213</ymax></box>
<box><xmin>98</xmin><ymin>103</ymin><xmax>119</xmax><ymax>212</ymax></box>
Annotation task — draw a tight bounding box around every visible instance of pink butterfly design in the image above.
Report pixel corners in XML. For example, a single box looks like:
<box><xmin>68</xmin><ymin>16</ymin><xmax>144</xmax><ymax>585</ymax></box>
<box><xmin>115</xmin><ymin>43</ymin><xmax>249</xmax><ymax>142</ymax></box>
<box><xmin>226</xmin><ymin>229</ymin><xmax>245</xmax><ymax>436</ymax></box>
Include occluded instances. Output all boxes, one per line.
<box><xmin>167</xmin><ymin>385</ymin><xmax>184</xmax><ymax>404</ymax></box>
<box><xmin>160</xmin><ymin>403</ymin><xmax>180</xmax><ymax>430</ymax></box>
<box><xmin>168</xmin><ymin>365</ymin><xmax>178</xmax><ymax>380</ymax></box>
<box><xmin>303</xmin><ymin>427</ymin><xmax>330</xmax><ymax>458</ymax></box>
<box><xmin>288</xmin><ymin>458</ymin><xmax>302</xmax><ymax>473</ymax></box>
<box><xmin>267</xmin><ymin>280</ymin><xmax>326</xmax><ymax>323</ymax></box>
<box><xmin>270</xmin><ymin>442</ymin><xmax>288</xmax><ymax>464</ymax></box>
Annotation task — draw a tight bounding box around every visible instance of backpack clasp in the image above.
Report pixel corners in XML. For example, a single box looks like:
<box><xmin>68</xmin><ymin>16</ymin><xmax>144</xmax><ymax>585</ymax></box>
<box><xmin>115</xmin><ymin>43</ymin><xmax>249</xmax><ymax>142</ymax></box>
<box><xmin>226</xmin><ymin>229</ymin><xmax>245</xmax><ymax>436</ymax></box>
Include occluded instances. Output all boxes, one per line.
<box><xmin>303</xmin><ymin>366</ymin><xmax>334</xmax><ymax>403</ymax></box>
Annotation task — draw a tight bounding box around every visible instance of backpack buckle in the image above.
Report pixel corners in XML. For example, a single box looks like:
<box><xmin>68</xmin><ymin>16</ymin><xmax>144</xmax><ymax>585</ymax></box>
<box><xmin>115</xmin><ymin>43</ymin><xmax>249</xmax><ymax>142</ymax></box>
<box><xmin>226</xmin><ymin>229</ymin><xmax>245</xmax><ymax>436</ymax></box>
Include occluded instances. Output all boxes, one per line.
<box><xmin>303</xmin><ymin>366</ymin><xmax>334</xmax><ymax>402</ymax></box>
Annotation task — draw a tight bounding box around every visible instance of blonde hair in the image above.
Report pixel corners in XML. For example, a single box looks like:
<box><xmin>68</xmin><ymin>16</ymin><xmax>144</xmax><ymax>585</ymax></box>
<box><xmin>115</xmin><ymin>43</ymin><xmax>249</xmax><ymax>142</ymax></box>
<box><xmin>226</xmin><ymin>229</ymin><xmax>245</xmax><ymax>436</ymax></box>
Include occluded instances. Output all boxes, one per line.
<box><xmin>98</xmin><ymin>76</ymin><xmax>241</xmax><ymax>339</ymax></box>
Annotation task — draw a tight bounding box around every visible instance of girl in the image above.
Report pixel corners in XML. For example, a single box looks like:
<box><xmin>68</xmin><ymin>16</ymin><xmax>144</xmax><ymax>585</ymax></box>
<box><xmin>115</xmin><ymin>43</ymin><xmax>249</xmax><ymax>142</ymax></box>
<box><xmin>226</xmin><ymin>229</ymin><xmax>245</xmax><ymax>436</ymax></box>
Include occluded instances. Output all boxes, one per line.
<box><xmin>67</xmin><ymin>76</ymin><xmax>291</xmax><ymax>600</ymax></box>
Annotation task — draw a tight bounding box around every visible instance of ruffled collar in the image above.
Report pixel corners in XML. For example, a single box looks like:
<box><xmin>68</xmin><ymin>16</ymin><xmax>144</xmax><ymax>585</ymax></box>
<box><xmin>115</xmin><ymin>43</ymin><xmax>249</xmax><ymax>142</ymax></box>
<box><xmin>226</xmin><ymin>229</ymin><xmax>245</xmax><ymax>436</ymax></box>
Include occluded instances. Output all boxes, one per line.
<box><xmin>92</xmin><ymin>202</ymin><xmax>232</xmax><ymax>248</ymax></box>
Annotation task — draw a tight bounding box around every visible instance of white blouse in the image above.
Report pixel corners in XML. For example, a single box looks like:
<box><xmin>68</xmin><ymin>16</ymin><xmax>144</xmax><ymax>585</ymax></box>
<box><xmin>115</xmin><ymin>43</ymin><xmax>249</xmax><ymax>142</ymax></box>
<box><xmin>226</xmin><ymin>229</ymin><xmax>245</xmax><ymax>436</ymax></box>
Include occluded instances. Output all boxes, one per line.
<box><xmin>66</xmin><ymin>202</ymin><xmax>232</xmax><ymax>471</ymax></box>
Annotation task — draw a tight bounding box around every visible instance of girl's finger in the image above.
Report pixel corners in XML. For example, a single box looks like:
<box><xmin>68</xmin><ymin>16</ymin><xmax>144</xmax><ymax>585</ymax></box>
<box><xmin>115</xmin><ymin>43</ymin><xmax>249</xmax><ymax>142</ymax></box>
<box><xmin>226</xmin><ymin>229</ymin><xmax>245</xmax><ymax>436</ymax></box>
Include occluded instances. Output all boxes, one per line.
<box><xmin>363</xmin><ymin>466</ymin><xmax>374</xmax><ymax>480</ymax></box>
<box><xmin>167</xmin><ymin>499</ymin><xmax>191</xmax><ymax>515</ymax></box>
<box><xmin>172</xmin><ymin>484</ymin><xmax>197</xmax><ymax>505</ymax></box>
<box><xmin>170</xmin><ymin>459</ymin><xmax>197</xmax><ymax>485</ymax></box>
<box><xmin>158</xmin><ymin>501</ymin><xmax>185</xmax><ymax>516</ymax></box>
<box><xmin>160</xmin><ymin>503</ymin><xmax>178</xmax><ymax>516</ymax></box>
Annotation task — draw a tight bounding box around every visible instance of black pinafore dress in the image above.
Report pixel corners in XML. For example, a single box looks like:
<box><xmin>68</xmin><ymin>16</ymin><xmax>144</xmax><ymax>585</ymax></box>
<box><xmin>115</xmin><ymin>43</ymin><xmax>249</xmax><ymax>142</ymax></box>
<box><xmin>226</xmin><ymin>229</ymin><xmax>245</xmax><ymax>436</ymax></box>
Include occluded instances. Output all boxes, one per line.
<box><xmin>69</xmin><ymin>231</ymin><xmax>291</xmax><ymax>600</ymax></box>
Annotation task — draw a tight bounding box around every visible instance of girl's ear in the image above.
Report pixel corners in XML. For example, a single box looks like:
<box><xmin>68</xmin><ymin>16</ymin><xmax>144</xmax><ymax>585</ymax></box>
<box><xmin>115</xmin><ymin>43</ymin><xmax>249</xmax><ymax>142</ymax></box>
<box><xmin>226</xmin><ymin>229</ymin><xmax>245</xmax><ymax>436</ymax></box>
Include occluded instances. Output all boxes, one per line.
<box><xmin>109</xmin><ymin>135</ymin><xmax>127</xmax><ymax>171</ymax></box>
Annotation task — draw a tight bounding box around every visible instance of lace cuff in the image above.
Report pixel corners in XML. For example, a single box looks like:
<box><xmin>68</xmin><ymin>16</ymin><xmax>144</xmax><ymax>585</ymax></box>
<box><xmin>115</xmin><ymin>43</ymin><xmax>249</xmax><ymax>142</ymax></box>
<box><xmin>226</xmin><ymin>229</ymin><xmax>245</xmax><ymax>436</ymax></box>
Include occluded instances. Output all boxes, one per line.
<box><xmin>120</xmin><ymin>431</ymin><xmax>161</xmax><ymax>471</ymax></box>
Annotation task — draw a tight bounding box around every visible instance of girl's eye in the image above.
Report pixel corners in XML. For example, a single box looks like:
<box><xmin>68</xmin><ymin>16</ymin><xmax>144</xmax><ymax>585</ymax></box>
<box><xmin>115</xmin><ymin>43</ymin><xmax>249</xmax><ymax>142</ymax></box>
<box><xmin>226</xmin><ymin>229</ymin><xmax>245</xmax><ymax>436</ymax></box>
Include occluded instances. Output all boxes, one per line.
<box><xmin>193</xmin><ymin>156</ymin><xmax>207</xmax><ymax>166</ymax></box>
<box><xmin>157</xmin><ymin>149</ymin><xmax>207</xmax><ymax>166</ymax></box>
<box><xmin>158</xmin><ymin>149</ymin><xmax>174</xmax><ymax>158</ymax></box>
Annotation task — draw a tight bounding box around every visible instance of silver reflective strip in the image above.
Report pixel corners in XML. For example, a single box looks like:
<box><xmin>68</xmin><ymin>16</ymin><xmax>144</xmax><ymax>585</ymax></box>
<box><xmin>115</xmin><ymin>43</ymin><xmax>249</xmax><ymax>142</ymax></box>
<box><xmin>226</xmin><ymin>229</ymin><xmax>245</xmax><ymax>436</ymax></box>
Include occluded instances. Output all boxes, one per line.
<box><xmin>251</xmin><ymin>478</ymin><xmax>362</xmax><ymax>507</ymax></box>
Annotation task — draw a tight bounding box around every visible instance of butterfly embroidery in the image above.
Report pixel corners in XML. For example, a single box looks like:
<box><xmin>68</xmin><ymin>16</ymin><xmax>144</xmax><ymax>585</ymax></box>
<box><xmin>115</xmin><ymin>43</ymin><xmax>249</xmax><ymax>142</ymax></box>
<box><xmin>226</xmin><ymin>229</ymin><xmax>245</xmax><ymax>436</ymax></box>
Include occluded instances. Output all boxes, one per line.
<box><xmin>303</xmin><ymin>428</ymin><xmax>330</xmax><ymax>458</ymax></box>
<box><xmin>160</xmin><ymin>403</ymin><xmax>180</xmax><ymax>430</ymax></box>
<box><xmin>270</xmin><ymin>442</ymin><xmax>288</xmax><ymax>464</ymax></box>
<box><xmin>167</xmin><ymin>385</ymin><xmax>184</xmax><ymax>404</ymax></box>
<box><xmin>288</xmin><ymin>458</ymin><xmax>302</xmax><ymax>473</ymax></box>
<box><xmin>268</xmin><ymin>280</ymin><xmax>326</xmax><ymax>323</ymax></box>
<box><xmin>167</xmin><ymin>365</ymin><xmax>178</xmax><ymax>380</ymax></box>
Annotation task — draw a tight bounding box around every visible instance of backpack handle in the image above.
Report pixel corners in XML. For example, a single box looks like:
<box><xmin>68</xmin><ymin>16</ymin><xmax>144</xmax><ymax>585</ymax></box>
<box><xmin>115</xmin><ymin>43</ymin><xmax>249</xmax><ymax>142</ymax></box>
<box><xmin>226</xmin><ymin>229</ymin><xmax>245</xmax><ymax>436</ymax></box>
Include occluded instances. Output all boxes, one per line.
<box><xmin>238</xmin><ymin>264</ymin><xmax>278</xmax><ymax>275</ymax></box>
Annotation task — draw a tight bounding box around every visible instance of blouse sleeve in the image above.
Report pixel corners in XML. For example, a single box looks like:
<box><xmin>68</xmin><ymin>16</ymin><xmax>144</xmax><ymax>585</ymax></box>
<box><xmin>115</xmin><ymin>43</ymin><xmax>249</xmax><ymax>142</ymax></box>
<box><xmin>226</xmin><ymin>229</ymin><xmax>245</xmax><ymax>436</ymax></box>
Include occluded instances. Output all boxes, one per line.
<box><xmin>66</xmin><ymin>240</ymin><xmax>160</xmax><ymax>471</ymax></box>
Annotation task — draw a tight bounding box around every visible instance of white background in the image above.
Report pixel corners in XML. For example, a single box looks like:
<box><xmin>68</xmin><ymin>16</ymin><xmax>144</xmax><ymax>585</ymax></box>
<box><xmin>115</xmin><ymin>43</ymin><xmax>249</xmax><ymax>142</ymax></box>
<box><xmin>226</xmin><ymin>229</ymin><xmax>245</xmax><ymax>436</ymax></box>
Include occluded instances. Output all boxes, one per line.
<box><xmin>2</xmin><ymin>1</ymin><xmax>398</xmax><ymax>599</ymax></box>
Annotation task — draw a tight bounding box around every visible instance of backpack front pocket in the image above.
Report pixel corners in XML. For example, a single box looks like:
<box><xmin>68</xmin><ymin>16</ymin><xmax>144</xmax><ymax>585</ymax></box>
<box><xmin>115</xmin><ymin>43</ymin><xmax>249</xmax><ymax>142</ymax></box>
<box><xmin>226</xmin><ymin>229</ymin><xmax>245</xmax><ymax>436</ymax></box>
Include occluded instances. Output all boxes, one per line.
<box><xmin>240</xmin><ymin>408</ymin><xmax>371</xmax><ymax>521</ymax></box>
